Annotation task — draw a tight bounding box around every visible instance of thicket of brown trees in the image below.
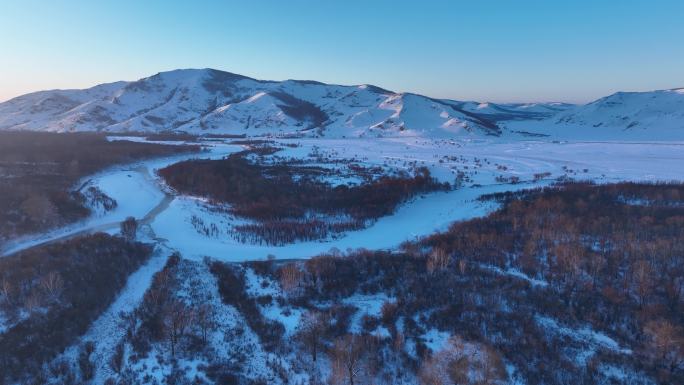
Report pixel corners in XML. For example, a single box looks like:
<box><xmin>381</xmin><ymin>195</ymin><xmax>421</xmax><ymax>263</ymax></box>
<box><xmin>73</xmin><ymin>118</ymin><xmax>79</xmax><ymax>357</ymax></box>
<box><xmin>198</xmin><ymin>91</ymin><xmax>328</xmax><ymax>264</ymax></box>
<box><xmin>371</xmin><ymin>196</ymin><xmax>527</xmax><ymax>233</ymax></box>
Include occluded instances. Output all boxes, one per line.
<box><xmin>0</xmin><ymin>131</ymin><xmax>198</xmax><ymax>244</ymax></box>
<box><xmin>209</xmin><ymin>261</ymin><xmax>285</xmax><ymax>349</ymax></box>
<box><xmin>127</xmin><ymin>253</ymin><xmax>199</xmax><ymax>359</ymax></box>
<box><xmin>250</xmin><ymin>182</ymin><xmax>683</xmax><ymax>384</ymax></box>
<box><xmin>159</xmin><ymin>148</ymin><xmax>448</xmax><ymax>244</ymax></box>
<box><xmin>3</xmin><ymin>179</ymin><xmax>680</xmax><ymax>384</ymax></box>
<box><xmin>116</xmin><ymin>257</ymin><xmax>288</xmax><ymax>384</ymax></box>
<box><xmin>0</xmin><ymin>233</ymin><xmax>153</xmax><ymax>383</ymax></box>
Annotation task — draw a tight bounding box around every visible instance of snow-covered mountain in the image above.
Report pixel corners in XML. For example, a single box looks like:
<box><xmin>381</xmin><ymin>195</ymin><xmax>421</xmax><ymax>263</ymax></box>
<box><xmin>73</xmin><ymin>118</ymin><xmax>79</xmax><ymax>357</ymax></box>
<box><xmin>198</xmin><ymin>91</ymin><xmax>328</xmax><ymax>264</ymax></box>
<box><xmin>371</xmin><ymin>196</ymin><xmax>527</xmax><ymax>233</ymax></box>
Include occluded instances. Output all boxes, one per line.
<box><xmin>0</xmin><ymin>68</ymin><xmax>571</xmax><ymax>138</ymax></box>
<box><xmin>505</xmin><ymin>88</ymin><xmax>684</xmax><ymax>140</ymax></box>
<box><xmin>454</xmin><ymin>100</ymin><xmax>574</xmax><ymax>122</ymax></box>
<box><xmin>5</xmin><ymin>68</ymin><xmax>681</xmax><ymax>140</ymax></box>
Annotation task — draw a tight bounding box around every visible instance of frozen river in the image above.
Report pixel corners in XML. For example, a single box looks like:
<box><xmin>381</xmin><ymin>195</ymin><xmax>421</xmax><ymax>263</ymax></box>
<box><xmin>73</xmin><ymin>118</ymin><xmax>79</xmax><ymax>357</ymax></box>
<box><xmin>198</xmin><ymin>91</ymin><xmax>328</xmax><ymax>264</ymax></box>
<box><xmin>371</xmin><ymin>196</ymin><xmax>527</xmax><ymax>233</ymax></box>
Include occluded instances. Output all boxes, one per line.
<box><xmin>3</xmin><ymin>137</ymin><xmax>684</xmax><ymax>260</ymax></box>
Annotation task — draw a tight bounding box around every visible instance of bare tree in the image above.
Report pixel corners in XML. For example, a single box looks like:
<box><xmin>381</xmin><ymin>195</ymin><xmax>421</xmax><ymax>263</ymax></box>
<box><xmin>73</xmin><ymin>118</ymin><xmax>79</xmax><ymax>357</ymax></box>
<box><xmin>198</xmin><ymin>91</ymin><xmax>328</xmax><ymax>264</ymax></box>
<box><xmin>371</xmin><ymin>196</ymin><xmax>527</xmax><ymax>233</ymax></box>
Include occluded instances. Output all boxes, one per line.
<box><xmin>24</xmin><ymin>291</ymin><xmax>44</xmax><ymax>313</ymax></box>
<box><xmin>631</xmin><ymin>259</ymin><xmax>654</xmax><ymax>307</ymax></box>
<box><xmin>196</xmin><ymin>303</ymin><xmax>215</xmax><ymax>345</ymax></box>
<box><xmin>330</xmin><ymin>334</ymin><xmax>367</xmax><ymax>385</ymax></box>
<box><xmin>120</xmin><ymin>216</ymin><xmax>138</xmax><ymax>241</ymax></box>
<box><xmin>165</xmin><ymin>299</ymin><xmax>194</xmax><ymax>357</ymax></box>
<box><xmin>0</xmin><ymin>278</ymin><xmax>14</xmax><ymax>306</ymax></box>
<box><xmin>110</xmin><ymin>341</ymin><xmax>125</xmax><ymax>373</ymax></box>
<box><xmin>78</xmin><ymin>341</ymin><xmax>96</xmax><ymax>381</ymax></box>
<box><xmin>39</xmin><ymin>271</ymin><xmax>64</xmax><ymax>302</ymax></box>
<box><xmin>298</xmin><ymin>310</ymin><xmax>327</xmax><ymax>363</ymax></box>
<box><xmin>419</xmin><ymin>336</ymin><xmax>505</xmax><ymax>385</ymax></box>
<box><xmin>644</xmin><ymin>319</ymin><xmax>684</xmax><ymax>374</ymax></box>
<box><xmin>457</xmin><ymin>259</ymin><xmax>467</xmax><ymax>275</ymax></box>
<box><xmin>427</xmin><ymin>247</ymin><xmax>450</xmax><ymax>274</ymax></box>
<box><xmin>279</xmin><ymin>263</ymin><xmax>304</xmax><ymax>296</ymax></box>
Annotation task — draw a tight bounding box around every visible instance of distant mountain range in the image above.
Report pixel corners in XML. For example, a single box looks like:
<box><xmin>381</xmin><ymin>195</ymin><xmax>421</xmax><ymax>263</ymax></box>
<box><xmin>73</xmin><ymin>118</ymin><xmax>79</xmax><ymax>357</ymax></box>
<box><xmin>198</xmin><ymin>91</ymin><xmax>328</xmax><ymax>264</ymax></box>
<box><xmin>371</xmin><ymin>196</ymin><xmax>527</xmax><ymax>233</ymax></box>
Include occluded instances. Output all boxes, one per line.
<box><xmin>0</xmin><ymin>68</ymin><xmax>681</xmax><ymax>139</ymax></box>
<box><xmin>504</xmin><ymin>88</ymin><xmax>684</xmax><ymax>140</ymax></box>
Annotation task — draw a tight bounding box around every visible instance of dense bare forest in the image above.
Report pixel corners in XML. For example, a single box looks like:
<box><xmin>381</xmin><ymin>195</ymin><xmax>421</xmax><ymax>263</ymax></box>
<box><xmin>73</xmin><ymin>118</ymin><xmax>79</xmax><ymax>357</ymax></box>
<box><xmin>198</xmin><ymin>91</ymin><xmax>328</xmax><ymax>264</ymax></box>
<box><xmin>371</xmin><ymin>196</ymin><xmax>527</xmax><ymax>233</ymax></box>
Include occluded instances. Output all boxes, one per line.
<box><xmin>56</xmin><ymin>181</ymin><xmax>683</xmax><ymax>385</ymax></box>
<box><xmin>248</xmin><ymin>182</ymin><xmax>683</xmax><ymax>384</ymax></box>
<box><xmin>0</xmin><ymin>132</ymin><xmax>198</xmax><ymax>244</ymax></box>
<box><xmin>0</xmin><ymin>233</ymin><xmax>153</xmax><ymax>383</ymax></box>
<box><xmin>159</xmin><ymin>148</ymin><xmax>449</xmax><ymax>244</ymax></box>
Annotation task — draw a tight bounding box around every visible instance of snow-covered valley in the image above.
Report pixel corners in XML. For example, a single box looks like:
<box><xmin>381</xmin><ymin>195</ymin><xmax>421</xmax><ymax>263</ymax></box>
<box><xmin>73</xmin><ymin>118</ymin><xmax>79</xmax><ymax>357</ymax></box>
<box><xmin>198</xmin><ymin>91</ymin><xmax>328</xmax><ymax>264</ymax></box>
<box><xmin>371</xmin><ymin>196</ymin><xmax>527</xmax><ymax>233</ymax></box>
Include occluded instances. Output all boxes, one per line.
<box><xmin>150</xmin><ymin>137</ymin><xmax>684</xmax><ymax>261</ymax></box>
<box><xmin>4</xmin><ymin>133</ymin><xmax>683</xmax><ymax>385</ymax></box>
<box><xmin>1</xmin><ymin>71</ymin><xmax>684</xmax><ymax>385</ymax></box>
<box><xmin>5</xmin><ymin>136</ymin><xmax>682</xmax><ymax>262</ymax></box>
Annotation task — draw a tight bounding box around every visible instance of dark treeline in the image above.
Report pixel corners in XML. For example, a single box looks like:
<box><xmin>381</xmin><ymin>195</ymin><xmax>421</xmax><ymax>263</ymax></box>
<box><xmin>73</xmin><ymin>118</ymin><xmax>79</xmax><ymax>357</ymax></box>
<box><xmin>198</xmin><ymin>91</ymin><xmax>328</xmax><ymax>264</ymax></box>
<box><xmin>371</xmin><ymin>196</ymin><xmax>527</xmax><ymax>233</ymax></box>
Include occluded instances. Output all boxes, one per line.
<box><xmin>127</xmin><ymin>254</ymin><xmax>195</xmax><ymax>360</ymax></box>
<box><xmin>22</xmin><ymin>181</ymin><xmax>677</xmax><ymax>384</ymax></box>
<box><xmin>105</xmin><ymin>131</ymin><xmax>247</xmax><ymax>141</ymax></box>
<box><xmin>423</xmin><ymin>182</ymin><xmax>684</xmax><ymax>383</ymax></box>
<box><xmin>0</xmin><ymin>233</ymin><xmax>153</xmax><ymax>383</ymax></box>
<box><xmin>209</xmin><ymin>261</ymin><xmax>285</xmax><ymax>350</ymax></box>
<box><xmin>0</xmin><ymin>131</ymin><xmax>199</xmax><ymax>243</ymax></box>
<box><xmin>159</xmin><ymin>149</ymin><xmax>448</xmax><ymax>244</ymax></box>
<box><xmin>258</xmin><ymin>182</ymin><xmax>684</xmax><ymax>384</ymax></box>
<box><xmin>159</xmin><ymin>149</ymin><xmax>447</xmax><ymax>220</ymax></box>
<box><xmin>116</xmin><ymin>257</ymin><xmax>287</xmax><ymax>384</ymax></box>
<box><xmin>231</xmin><ymin>218</ymin><xmax>364</xmax><ymax>245</ymax></box>
<box><xmin>482</xmin><ymin>180</ymin><xmax>684</xmax><ymax>207</ymax></box>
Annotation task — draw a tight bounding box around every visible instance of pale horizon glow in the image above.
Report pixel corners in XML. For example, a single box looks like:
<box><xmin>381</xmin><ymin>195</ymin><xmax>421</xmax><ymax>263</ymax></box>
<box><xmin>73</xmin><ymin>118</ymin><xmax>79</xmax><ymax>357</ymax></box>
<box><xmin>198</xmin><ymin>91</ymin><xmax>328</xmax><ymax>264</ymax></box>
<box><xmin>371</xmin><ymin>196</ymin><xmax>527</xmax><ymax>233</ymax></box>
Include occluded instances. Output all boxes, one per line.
<box><xmin>1</xmin><ymin>0</ymin><xmax>683</xmax><ymax>104</ymax></box>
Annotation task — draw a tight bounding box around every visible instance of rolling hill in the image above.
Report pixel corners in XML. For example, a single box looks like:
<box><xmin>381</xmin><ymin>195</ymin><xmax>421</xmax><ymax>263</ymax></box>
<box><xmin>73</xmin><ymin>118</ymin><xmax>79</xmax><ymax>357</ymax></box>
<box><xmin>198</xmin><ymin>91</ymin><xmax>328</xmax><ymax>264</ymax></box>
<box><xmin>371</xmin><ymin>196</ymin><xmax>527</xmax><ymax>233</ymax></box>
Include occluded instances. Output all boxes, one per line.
<box><xmin>0</xmin><ymin>68</ymin><xmax>572</xmax><ymax>138</ymax></box>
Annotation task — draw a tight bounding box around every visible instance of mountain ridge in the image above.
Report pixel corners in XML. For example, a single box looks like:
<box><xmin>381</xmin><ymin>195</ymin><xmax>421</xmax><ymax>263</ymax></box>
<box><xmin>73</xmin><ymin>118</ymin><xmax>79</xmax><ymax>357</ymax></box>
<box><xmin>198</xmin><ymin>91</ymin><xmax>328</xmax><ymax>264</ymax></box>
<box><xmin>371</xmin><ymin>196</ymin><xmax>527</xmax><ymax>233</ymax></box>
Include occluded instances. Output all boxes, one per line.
<box><xmin>504</xmin><ymin>87</ymin><xmax>684</xmax><ymax>140</ymax></box>
<box><xmin>2</xmin><ymin>68</ymin><xmax>682</xmax><ymax>140</ymax></box>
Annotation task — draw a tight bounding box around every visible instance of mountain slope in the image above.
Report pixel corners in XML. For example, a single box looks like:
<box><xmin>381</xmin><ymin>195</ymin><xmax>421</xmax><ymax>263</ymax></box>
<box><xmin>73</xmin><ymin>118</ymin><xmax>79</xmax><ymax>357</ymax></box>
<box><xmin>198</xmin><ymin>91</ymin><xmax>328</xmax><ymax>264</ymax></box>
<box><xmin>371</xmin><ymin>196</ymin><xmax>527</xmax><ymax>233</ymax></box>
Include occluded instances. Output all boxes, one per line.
<box><xmin>0</xmin><ymin>68</ymin><xmax>569</xmax><ymax>138</ymax></box>
<box><xmin>7</xmin><ymin>69</ymin><xmax>681</xmax><ymax>140</ymax></box>
<box><xmin>449</xmin><ymin>100</ymin><xmax>575</xmax><ymax>123</ymax></box>
<box><xmin>504</xmin><ymin>88</ymin><xmax>684</xmax><ymax>140</ymax></box>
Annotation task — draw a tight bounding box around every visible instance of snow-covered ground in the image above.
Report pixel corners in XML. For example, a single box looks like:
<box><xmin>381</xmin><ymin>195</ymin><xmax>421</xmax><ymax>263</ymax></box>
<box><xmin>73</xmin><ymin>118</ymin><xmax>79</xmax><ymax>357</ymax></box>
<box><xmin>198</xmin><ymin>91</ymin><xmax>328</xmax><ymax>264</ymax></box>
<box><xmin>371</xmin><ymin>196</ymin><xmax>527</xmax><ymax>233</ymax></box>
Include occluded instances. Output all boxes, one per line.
<box><xmin>57</xmin><ymin>245</ymin><xmax>173</xmax><ymax>385</ymax></box>
<box><xmin>5</xmin><ymin>69</ymin><xmax>681</xmax><ymax>142</ymax></box>
<box><xmin>0</xmin><ymin>142</ymin><xmax>242</xmax><ymax>257</ymax></box>
<box><xmin>4</xmin><ymin>70</ymin><xmax>683</xmax><ymax>385</ymax></box>
<box><xmin>5</xmin><ymin>136</ymin><xmax>683</xmax><ymax>261</ymax></box>
<box><xmin>15</xmin><ymin>132</ymin><xmax>677</xmax><ymax>384</ymax></box>
<box><xmin>479</xmin><ymin>264</ymin><xmax>549</xmax><ymax>288</ymax></box>
<box><xmin>149</xmin><ymin>137</ymin><xmax>684</xmax><ymax>261</ymax></box>
<box><xmin>504</xmin><ymin>88</ymin><xmax>684</xmax><ymax>141</ymax></box>
<box><xmin>534</xmin><ymin>315</ymin><xmax>633</xmax><ymax>366</ymax></box>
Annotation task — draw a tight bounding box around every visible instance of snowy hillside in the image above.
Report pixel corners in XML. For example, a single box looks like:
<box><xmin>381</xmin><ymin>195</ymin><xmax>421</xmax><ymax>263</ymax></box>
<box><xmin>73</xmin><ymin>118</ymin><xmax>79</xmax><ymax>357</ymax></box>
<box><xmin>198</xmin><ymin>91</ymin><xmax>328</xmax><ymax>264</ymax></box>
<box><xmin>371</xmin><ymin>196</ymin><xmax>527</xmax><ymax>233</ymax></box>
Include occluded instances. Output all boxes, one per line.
<box><xmin>4</xmin><ymin>69</ymin><xmax>682</xmax><ymax>140</ymax></box>
<box><xmin>451</xmin><ymin>100</ymin><xmax>574</xmax><ymax>122</ymax></box>
<box><xmin>505</xmin><ymin>88</ymin><xmax>684</xmax><ymax>140</ymax></box>
<box><xmin>0</xmin><ymin>69</ymin><xmax>570</xmax><ymax>138</ymax></box>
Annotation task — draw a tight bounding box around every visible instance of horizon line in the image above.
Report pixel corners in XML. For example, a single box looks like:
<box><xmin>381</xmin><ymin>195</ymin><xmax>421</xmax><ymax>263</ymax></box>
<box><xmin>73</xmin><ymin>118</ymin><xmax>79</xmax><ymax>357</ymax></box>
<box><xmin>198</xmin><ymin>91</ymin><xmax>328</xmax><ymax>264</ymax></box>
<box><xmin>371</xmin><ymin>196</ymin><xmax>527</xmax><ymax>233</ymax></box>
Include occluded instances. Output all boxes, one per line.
<box><xmin>1</xmin><ymin>67</ymin><xmax>682</xmax><ymax>106</ymax></box>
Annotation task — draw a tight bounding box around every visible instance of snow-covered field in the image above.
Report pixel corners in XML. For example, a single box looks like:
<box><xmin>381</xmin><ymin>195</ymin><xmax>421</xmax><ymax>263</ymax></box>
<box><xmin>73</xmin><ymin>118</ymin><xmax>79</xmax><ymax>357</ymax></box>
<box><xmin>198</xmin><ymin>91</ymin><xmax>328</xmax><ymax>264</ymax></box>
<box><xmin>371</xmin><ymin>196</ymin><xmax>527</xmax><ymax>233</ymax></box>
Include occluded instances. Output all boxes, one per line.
<box><xmin>144</xmin><ymin>137</ymin><xmax>684</xmax><ymax>261</ymax></box>
<box><xmin>3</xmin><ymin>69</ymin><xmax>683</xmax><ymax>385</ymax></box>
<box><xmin>5</xmin><ymin>134</ymin><xmax>681</xmax><ymax>385</ymax></box>
<box><xmin>5</xmin><ymin>136</ymin><xmax>683</xmax><ymax>261</ymax></box>
<box><xmin>0</xmin><ymin>142</ymin><xmax>242</xmax><ymax>257</ymax></box>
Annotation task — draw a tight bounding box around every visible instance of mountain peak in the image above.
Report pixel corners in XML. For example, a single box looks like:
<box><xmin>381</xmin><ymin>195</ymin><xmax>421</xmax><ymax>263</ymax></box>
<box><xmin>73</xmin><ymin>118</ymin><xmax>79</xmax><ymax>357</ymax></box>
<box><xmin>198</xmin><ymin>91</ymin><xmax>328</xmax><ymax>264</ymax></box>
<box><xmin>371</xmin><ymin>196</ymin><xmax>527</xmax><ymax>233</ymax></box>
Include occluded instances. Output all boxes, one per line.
<box><xmin>6</xmin><ymin>70</ymin><xmax>677</xmax><ymax>140</ymax></box>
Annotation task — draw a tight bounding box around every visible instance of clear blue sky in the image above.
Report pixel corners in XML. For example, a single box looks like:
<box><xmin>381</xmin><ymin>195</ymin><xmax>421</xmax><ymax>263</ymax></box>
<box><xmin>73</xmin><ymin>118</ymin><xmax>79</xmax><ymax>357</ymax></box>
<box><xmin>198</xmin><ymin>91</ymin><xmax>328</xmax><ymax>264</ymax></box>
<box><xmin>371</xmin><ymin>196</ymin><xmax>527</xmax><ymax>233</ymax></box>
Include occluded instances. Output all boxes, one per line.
<box><xmin>1</xmin><ymin>0</ymin><xmax>683</xmax><ymax>103</ymax></box>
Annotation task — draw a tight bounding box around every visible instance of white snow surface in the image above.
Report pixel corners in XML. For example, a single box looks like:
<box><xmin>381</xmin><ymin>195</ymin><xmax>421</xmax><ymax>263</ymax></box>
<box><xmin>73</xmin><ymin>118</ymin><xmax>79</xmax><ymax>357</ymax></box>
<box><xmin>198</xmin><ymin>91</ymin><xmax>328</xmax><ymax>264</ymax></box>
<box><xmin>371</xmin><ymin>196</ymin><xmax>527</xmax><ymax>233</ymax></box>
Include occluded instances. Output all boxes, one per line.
<box><xmin>4</xmin><ymin>136</ymin><xmax>684</xmax><ymax>261</ymax></box>
<box><xmin>59</xmin><ymin>246</ymin><xmax>172</xmax><ymax>385</ymax></box>
<box><xmin>505</xmin><ymin>88</ymin><xmax>684</xmax><ymax>140</ymax></box>
<box><xmin>148</xmin><ymin>137</ymin><xmax>684</xmax><ymax>261</ymax></box>
<box><xmin>535</xmin><ymin>314</ymin><xmax>633</xmax><ymax>367</ymax></box>
<box><xmin>0</xmin><ymin>128</ymin><xmax>679</xmax><ymax>385</ymax></box>
<box><xmin>3</xmin><ymin>69</ymin><xmax>683</xmax><ymax>141</ymax></box>
<box><xmin>0</xmin><ymin>68</ymin><xmax>574</xmax><ymax>138</ymax></box>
